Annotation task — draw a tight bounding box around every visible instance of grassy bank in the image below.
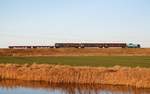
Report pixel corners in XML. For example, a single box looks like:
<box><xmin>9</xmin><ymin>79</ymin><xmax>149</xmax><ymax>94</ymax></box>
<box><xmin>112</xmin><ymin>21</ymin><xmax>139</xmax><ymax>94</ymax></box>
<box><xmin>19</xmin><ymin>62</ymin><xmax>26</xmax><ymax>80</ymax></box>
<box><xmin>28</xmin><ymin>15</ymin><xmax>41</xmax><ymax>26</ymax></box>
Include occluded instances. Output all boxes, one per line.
<box><xmin>1</xmin><ymin>48</ymin><xmax>150</xmax><ymax>56</ymax></box>
<box><xmin>0</xmin><ymin>56</ymin><xmax>150</xmax><ymax>67</ymax></box>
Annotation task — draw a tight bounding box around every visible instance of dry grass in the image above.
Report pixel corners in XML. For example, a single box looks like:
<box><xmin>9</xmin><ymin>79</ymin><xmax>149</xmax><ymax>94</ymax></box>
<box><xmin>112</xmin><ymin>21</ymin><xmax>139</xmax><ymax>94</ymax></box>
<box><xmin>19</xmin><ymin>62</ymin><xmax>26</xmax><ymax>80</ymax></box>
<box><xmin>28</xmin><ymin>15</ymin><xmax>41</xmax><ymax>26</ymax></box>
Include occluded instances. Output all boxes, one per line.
<box><xmin>0</xmin><ymin>48</ymin><xmax>150</xmax><ymax>56</ymax></box>
<box><xmin>0</xmin><ymin>64</ymin><xmax>150</xmax><ymax>88</ymax></box>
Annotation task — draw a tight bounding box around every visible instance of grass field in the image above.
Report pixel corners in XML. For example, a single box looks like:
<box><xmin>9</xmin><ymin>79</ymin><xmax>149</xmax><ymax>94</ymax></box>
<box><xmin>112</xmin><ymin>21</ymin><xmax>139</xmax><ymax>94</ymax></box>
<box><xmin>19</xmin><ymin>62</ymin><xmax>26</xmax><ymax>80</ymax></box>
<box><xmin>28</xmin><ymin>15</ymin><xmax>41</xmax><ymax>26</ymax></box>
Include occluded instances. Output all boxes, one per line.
<box><xmin>0</xmin><ymin>56</ymin><xmax>150</xmax><ymax>67</ymax></box>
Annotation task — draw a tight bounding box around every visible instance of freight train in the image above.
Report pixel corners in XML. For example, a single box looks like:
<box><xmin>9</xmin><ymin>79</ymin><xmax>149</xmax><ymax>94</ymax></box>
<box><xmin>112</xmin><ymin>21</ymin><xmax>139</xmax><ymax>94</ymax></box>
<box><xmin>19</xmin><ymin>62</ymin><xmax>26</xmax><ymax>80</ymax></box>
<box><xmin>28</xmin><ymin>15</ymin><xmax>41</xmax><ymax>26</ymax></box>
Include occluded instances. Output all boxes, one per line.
<box><xmin>8</xmin><ymin>43</ymin><xmax>141</xmax><ymax>49</ymax></box>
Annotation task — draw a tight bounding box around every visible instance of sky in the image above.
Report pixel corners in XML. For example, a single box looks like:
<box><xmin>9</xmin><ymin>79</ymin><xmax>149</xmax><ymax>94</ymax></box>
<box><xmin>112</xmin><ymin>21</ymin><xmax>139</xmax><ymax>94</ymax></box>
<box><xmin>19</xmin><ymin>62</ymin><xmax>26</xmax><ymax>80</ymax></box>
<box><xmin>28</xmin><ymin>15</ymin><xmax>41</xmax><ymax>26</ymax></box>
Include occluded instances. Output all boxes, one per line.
<box><xmin>0</xmin><ymin>0</ymin><xmax>150</xmax><ymax>48</ymax></box>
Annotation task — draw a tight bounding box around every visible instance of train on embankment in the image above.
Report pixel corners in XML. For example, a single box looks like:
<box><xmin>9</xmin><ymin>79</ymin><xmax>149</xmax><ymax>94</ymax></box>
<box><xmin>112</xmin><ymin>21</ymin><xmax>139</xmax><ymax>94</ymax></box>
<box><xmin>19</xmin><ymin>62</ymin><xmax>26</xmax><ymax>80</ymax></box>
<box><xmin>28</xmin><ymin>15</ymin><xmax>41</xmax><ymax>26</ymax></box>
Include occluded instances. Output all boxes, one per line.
<box><xmin>8</xmin><ymin>43</ymin><xmax>141</xmax><ymax>49</ymax></box>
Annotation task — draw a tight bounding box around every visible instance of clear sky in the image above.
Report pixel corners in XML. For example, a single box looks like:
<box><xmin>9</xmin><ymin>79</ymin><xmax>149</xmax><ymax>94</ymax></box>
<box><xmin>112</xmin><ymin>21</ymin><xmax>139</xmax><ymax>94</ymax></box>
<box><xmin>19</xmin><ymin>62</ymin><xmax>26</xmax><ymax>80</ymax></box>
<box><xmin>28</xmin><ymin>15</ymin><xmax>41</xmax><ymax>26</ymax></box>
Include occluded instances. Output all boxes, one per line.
<box><xmin>0</xmin><ymin>0</ymin><xmax>150</xmax><ymax>48</ymax></box>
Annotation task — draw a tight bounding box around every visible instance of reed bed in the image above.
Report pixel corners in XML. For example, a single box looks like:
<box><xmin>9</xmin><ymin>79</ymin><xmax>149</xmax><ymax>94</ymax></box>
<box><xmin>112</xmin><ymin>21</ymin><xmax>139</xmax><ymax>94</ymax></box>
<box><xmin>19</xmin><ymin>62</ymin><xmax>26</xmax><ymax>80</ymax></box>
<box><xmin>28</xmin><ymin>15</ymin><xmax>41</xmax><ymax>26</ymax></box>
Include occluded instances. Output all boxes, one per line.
<box><xmin>0</xmin><ymin>64</ymin><xmax>150</xmax><ymax>88</ymax></box>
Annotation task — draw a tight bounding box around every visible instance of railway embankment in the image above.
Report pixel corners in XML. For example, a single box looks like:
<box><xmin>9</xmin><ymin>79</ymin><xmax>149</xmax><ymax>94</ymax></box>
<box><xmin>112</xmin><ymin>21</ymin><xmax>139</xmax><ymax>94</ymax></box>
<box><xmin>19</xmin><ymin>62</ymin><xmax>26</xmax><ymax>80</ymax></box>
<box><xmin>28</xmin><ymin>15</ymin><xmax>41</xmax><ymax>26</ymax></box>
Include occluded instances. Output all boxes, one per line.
<box><xmin>0</xmin><ymin>64</ymin><xmax>150</xmax><ymax>88</ymax></box>
<box><xmin>0</xmin><ymin>48</ymin><xmax>150</xmax><ymax>56</ymax></box>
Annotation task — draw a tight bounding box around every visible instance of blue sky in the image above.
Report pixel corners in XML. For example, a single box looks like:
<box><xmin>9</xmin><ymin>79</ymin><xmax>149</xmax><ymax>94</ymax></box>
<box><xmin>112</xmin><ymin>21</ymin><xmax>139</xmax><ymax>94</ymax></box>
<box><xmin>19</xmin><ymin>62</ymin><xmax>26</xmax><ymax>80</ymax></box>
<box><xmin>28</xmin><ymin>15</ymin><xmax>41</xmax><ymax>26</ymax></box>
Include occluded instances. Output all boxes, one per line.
<box><xmin>0</xmin><ymin>0</ymin><xmax>150</xmax><ymax>47</ymax></box>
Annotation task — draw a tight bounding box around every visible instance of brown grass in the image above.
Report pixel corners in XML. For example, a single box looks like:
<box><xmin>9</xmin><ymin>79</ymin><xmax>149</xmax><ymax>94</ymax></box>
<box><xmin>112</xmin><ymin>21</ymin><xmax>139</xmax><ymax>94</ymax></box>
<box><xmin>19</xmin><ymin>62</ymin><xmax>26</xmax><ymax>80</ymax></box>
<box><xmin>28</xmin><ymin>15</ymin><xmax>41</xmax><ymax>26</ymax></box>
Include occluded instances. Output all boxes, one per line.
<box><xmin>0</xmin><ymin>48</ymin><xmax>150</xmax><ymax>56</ymax></box>
<box><xmin>0</xmin><ymin>64</ymin><xmax>150</xmax><ymax>88</ymax></box>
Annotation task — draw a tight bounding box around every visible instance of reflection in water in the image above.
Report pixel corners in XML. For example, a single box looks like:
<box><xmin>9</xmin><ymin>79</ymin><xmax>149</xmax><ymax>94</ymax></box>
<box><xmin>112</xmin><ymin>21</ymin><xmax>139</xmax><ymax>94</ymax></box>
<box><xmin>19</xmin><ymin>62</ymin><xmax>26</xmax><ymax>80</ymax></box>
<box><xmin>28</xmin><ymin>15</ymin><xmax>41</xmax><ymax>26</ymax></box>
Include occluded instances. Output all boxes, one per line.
<box><xmin>0</xmin><ymin>80</ymin><xmax>149</xmax><ymax>94</ymax></box>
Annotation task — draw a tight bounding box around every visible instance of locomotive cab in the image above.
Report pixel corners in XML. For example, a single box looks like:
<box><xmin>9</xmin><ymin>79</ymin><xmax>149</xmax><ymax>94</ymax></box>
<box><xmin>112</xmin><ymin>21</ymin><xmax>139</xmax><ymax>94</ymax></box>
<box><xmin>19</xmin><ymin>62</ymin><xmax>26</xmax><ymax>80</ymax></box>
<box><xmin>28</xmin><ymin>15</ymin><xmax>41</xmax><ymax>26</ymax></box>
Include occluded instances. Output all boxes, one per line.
<box><xmin>127</xmin><ymin>43</ymin><xmax>141</xmax><ymax>48</ymax></box>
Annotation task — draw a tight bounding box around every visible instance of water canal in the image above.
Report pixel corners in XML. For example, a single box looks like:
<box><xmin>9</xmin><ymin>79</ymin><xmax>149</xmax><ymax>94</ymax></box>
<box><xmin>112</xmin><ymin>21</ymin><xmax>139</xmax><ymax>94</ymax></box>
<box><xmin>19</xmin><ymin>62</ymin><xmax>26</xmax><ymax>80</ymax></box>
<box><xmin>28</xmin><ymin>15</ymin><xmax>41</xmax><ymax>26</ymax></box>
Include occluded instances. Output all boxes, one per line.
<box><xmin>0</xmin><ymin>80</ymin><xmax>149</xmax><ymax>94</ymax></box>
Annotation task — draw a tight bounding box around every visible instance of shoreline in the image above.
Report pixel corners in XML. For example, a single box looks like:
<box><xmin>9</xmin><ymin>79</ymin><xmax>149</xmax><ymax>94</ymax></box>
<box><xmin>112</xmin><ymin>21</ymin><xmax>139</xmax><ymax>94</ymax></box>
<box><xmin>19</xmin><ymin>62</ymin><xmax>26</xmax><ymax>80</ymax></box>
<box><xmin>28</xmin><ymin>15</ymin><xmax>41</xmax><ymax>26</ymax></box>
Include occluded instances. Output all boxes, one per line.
<box><xmin>0</xmin><ymin>64</ymin><xmax>150</xmax><ymax>88</ymax></box>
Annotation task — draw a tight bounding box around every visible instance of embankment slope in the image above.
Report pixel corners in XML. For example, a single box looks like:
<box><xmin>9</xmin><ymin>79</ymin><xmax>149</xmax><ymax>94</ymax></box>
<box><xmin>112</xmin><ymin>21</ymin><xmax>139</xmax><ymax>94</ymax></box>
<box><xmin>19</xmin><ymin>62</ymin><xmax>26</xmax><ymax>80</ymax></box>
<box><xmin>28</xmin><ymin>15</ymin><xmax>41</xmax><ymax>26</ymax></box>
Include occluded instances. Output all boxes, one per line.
<box><xmin>0</xmin><ymin>48</ymin><xmax>150</xmax><ymax>56</ymax></box>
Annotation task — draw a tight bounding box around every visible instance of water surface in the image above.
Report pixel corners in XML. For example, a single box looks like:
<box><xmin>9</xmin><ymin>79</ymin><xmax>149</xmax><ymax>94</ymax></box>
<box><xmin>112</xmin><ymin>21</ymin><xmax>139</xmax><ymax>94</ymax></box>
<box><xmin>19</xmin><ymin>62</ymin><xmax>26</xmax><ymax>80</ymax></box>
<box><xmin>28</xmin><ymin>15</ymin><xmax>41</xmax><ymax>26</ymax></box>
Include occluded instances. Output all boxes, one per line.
<box><xmin>0</xmin><ymin>80</ymin><xmax>150</xmax><ymax>94</ymax></box>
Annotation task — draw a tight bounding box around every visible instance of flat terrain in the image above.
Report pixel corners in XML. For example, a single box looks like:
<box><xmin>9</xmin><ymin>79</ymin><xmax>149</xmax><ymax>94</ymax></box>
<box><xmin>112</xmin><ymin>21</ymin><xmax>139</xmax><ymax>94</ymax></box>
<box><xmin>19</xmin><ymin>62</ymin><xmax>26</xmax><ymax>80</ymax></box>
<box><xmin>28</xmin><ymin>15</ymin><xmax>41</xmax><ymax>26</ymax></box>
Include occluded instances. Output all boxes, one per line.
<box><xmin>0</xmin><ymin>48</ymin><xmax>150</xmax><ymax>88</ymax></box>
<box><xmin>0</xmin><ymin>56</ymin><xmax>150</xmax><ymax>67</ymax></box>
